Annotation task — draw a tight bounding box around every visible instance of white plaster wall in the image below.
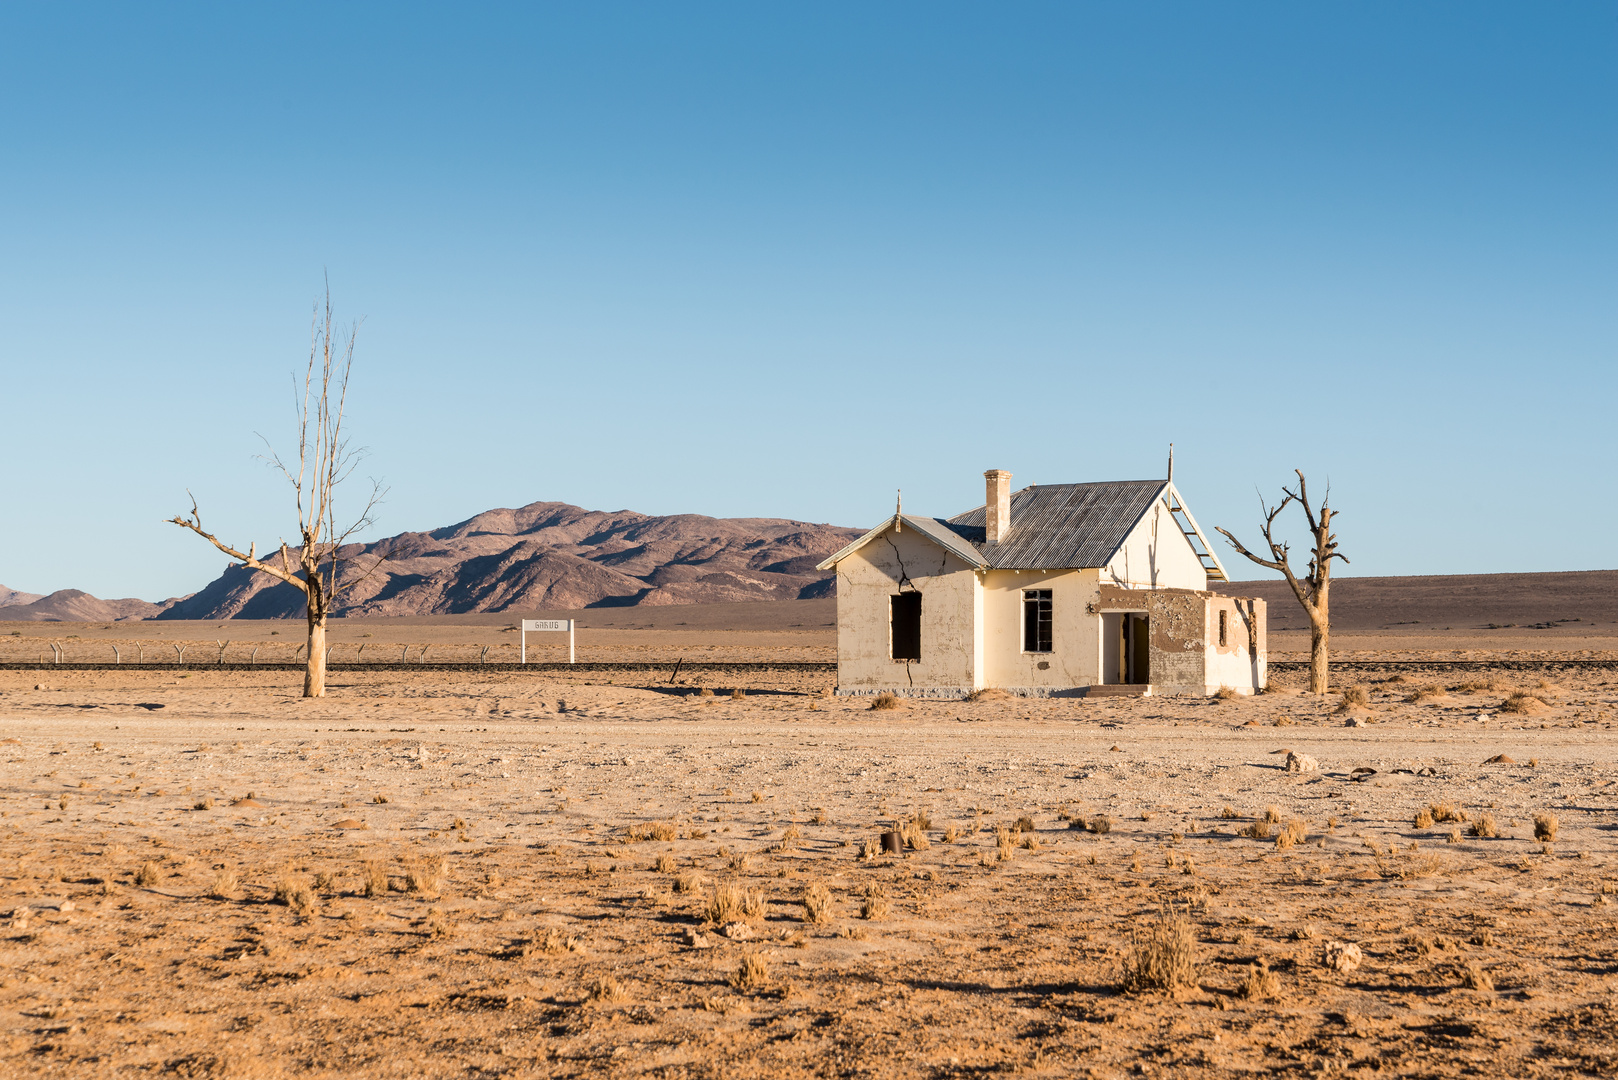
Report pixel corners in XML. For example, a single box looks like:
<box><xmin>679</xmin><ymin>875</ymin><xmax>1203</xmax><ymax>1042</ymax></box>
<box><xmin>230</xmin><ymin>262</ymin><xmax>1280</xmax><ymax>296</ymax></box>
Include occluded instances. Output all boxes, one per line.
<box><xmin>832</xmin><ymin>524</ymin><xmax>980</xmax><ymax>690</ymax></box>
<box><xmin>1204</xmin><ymin>596</ymin><xmax>1267</xmax><ymax>694</ymax></box>
<box><xmin>980</xmin><ymin>568</ymin><xmax>1100</xmax><ymax>689</ymax></box>
<box><xmin>1103</xmin><ymin>499</ymin><xmax>1209</xmax><ymax>591</ymax></box>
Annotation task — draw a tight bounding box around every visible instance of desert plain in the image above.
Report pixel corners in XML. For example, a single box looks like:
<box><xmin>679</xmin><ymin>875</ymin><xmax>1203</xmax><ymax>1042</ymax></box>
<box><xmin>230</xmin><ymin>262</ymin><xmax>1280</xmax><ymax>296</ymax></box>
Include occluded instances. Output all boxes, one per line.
<box><xmin>2</xmin><ymin>605</ymin><xmax>1617</xmax><ymax>1078</ymax></box>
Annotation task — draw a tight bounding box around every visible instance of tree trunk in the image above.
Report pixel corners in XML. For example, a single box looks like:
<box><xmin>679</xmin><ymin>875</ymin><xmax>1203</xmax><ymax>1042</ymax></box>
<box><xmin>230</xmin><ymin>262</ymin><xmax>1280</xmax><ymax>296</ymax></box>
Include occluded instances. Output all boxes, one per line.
<box><xmin>1308</xmin><ymin>618</ymin><xmax>1329</xmax><ymax>695</ymax></box>
<box><xmin>304</xmin><ymin>613</ymin><xmax>327</xmax><ymax>698</ymax></box>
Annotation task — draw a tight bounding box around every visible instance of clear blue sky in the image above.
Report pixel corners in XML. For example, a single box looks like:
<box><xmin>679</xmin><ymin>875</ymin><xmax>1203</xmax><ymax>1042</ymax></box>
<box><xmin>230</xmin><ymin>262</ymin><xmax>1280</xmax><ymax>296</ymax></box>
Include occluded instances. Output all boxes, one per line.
<box><xmin>2</xmin><ymin>3</ymin><xmax>1613</xmax><ymax>601</ymax></box>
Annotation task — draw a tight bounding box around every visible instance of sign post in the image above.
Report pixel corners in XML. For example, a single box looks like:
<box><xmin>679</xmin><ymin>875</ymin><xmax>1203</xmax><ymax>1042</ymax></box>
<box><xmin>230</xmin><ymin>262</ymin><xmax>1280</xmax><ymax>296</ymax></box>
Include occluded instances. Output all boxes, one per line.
<box><xmin>520</xmin><ymin>619</ymin><xmax>575</xmax><ymax>664</ymax></box>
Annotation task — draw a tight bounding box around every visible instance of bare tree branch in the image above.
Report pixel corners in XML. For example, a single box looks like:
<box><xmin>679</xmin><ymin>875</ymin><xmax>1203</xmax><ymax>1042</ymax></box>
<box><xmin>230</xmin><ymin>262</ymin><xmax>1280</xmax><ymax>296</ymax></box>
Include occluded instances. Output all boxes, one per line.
<box><xmin>1217</xmin><ymin>470</ymin><xmax>1347</xmax><ymax>694</ymax></box>
<box><xmin>168</xmin><ymin>279</ymin><xmax>382</xmax><ymax>698</ymax></box>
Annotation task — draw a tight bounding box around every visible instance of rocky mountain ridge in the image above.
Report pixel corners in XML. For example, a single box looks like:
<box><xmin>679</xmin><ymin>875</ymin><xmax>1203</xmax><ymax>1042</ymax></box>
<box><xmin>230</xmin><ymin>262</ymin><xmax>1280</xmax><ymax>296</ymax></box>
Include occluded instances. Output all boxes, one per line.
<box><xmin>153</xmin><ymin>500</ymin><xmax>864</xmax><ymax>620</ymax></box>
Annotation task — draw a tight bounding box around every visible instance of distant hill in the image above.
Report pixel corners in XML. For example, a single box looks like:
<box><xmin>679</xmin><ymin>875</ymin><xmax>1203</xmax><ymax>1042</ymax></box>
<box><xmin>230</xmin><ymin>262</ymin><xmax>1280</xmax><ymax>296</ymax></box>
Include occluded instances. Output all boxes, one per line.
<box><xmin>0</xmin><ymin>585</ymin><xmax>43</xmax><ymax>608</ymax></box>
<box><xmin>0</xmin><ymin>588</ymin><xmax>173</xmax><ymax>622</ymax></box>
<box><xmin>1227</xmin><ymin>569</ymin><xmax>1618</xmax><ymax>632</ymax></box>
<box><xmin>156</xmin><ymin>501</ymin><xmax>865</xmax><ymax>620</ymax></box>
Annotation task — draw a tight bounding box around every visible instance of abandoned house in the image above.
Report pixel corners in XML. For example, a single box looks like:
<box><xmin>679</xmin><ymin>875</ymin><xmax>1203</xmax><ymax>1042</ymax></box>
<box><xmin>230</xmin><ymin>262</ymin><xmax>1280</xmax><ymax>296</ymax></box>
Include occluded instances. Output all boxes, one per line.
<box><xmin>816</xmin><ymin>469</ymin><xmax>1266</xmax><ymax>697</ymax></box>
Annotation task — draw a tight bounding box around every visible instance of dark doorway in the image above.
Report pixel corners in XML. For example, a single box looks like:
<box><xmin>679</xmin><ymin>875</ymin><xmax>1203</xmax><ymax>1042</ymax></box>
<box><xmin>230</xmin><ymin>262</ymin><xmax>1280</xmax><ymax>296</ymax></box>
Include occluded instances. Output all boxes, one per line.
<box><xmin>890</xmin><ymin>593</ymin><xmax>921</xmax><ymax>661</ymax></box>
<box><xmin>1124</xmin><ymin>614</ymin><xmax>1150</xmax><ymax>684</ymax></box>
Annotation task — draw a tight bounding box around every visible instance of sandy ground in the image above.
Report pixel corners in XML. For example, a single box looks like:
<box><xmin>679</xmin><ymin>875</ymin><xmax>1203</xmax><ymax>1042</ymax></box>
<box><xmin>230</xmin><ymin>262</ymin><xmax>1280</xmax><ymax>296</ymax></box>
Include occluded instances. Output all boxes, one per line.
<box><xmin>2</xmin><ymin>655</ymin><xmax>1617</xmax><ymax>1079</ymax></box>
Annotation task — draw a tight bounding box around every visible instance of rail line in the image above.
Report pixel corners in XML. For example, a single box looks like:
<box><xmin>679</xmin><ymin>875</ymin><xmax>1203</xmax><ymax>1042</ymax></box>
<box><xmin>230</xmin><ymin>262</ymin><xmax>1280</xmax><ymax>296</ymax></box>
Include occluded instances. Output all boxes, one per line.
<box><xmin>1</xmin><ymin>659</ymin><xmax>1612</xmax><ymax>674</ymax></box>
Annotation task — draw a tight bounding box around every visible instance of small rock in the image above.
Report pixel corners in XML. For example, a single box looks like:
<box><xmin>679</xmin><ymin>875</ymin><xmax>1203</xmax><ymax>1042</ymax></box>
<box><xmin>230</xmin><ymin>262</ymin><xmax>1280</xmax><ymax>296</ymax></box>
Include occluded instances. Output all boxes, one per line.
<box><xmin>1484</xmin><ymin>754</ymin><xmax>1516</xmax><ymax>765</ymax></box>
<box><xmin>1416</xmin><ymin>766</ymin><xmax>1438</xmax><ymax>777</ymax></box>
<box><xmin>331</xmin><ymin>818</ymin><xmax>368</xmax><ymax>830</ymax></box>
<box><xmin>718</xmin><ymin>921</ymin><xmax>756</xmax><ymax>941</ymax></box>
<box><xmin>682</xmin><ymin>928</ymin><xmax>713</xmax><ymax>948</ymax></box>
<box><xmin>1343</xmin><ymin>716</ymin><xmax>1365</xmax><ymax>728</ymax></box>
<box><xmin>58</xmin><ymin>900</ymin><xmax>74</xmax><ymax>913</ymax></box>
<box><xmin>1285</xmin><ymin>751</ymin><xmax>1319</xmax><ymax>773</ymax></box>
<box><xmin>1109</xmin><ymin>745</ymin><xmax>1123</xmax><ymax>753</ymax></box>
<box><xmin>1322</xmin><ymin>940</ymin><xmax>1362</xmax><ymax>973</ymax></box>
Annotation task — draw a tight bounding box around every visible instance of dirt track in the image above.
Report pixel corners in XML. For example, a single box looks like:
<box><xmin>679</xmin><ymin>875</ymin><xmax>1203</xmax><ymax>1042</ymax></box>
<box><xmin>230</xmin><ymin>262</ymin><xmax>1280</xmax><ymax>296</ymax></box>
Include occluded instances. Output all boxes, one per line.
<box><xmin>2</xmin><ymin>662</ymin><xmax>1617</xmax><ymax>1078</ymax></box>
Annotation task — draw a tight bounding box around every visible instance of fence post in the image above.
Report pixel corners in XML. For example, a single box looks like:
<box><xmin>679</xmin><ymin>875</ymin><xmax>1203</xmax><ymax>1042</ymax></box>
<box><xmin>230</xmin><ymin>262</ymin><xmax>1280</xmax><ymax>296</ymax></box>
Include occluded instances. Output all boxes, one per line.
<box><xmin>174</xmin><ymin>644</ymin><xmax>186</xmax><ymax>665</ymax></box>
<box><xmin>112</xmin><ymin>645</ymin><xmax>120</xmax><ymax>664</ymax></box>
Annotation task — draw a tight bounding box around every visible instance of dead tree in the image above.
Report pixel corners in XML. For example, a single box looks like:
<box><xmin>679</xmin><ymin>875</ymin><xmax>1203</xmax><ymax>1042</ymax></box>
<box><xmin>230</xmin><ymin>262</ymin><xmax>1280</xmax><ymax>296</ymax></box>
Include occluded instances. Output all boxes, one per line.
<box><xmin>1215</xmin><ymin>470</ymin><xmax>1346</xmax><ymax>694</ymax></box>
<box><xmin>168</xmin><ymin>285</ymin><xmax>384</xmax><ymax>697</ymax></box>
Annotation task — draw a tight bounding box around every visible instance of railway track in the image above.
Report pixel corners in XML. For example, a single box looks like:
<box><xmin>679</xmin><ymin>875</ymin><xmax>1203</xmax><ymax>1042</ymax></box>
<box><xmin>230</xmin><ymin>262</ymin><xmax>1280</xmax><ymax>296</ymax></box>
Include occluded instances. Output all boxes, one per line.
<box><xmin>1</xmin><ymin>659</ymin><xmax>1611</xmax><ymax>674</ymax></box>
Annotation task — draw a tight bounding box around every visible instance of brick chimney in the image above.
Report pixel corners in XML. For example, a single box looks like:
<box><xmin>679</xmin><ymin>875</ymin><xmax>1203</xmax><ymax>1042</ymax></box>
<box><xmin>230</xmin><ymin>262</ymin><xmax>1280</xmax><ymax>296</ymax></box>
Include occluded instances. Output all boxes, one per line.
<box><xmin>984</xmin><ymin>469</ymin><xmax>1012</xmax><ymax>545</ymax></box>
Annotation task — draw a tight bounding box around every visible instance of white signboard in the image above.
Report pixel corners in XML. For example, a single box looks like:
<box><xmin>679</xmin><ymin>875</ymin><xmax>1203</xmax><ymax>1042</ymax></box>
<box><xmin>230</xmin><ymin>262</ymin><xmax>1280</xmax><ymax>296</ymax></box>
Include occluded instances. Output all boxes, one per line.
<box><xmin>520</xmin><ymin>619</ymin><xmax>575</xmax><ymax>664</ymax></box>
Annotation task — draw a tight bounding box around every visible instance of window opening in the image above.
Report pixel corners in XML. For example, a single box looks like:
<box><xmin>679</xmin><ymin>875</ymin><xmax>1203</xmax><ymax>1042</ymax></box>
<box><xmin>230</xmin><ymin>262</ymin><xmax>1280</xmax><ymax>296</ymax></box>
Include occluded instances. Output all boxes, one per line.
<box><xmin>1218</xmin><ymin>609</ymin><xmax>1228</xmax><ymax>647</ymax></box>
<box><xmin>1023</xmin><ymin>589</ymin><xmax>1052</xmax><ymax>653</ymax></box>
<box><xmin>890</xmin><ymin>593</ymin><xmax>921</xmax><ymax>661</ymax></box>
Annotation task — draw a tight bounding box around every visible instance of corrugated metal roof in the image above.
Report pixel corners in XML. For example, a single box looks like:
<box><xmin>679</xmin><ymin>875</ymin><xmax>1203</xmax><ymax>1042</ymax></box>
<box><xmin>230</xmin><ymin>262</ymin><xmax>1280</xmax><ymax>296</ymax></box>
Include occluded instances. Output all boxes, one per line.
<box><xmin>946</xmin><ymin>480</ymin><xmax>1168</xmax><ymax>569</ymax></box>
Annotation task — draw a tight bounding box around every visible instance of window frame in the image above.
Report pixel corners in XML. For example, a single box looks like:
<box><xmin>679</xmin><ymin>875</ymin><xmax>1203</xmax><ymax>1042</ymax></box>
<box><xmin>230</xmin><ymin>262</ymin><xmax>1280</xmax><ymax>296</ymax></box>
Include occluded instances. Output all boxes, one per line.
<box><xmin>890</xmin><ymin>592</ymin><xmax>922</xmax><ymax>662</ymax></box>
<box><xmin>1022</xmin><ymin>588</ymin><xmax>1053</xmax><ymax>654</ymax></box>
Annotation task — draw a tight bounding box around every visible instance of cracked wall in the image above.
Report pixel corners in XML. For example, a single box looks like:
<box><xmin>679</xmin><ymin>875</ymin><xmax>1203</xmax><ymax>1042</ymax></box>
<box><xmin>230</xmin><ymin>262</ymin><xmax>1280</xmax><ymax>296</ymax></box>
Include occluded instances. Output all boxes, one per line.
<box><xmin>833</xmin><ymin>524</ymin><xmax>979</xmax><ymax>691</ymax></box>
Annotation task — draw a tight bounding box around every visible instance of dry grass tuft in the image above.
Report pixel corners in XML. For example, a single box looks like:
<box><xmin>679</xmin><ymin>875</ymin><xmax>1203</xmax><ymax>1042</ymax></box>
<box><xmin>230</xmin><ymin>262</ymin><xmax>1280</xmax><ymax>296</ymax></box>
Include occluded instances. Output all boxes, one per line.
<box><xmin>1406</xmin><ymin>685</ymin><xmax>1450</xmax><ymax>704</ymax></box>
<box><xmin>1238</xmin><ymin>961</ymin><xmax>1281</xmax><ymax>1000</ymax></box>
<box><xmin>1469</xmin><ymin>814</ymin><xmax>1500</xmax><ymax>839</ymax></box>
<box><xmin>1088</xmin><ymin>814</ymin><xmax>1112</xmax><ymax>835</ymax></box>
<box><xmin>1242</xmin><ymin>820</ymin><xmax>1274</xmax><ymax>841</ymax></box>
<box><xmin>673</xmin><ymin>871</ymin><xmax>702</xmax><ymax>894</ymax></box>
<box><xmin>193</xmin><ymin>798</ymin><xmax>215</xmax><ymax>811</ymax></box>
<box><xmin>1463</xmin><ymin>963</ymin><xmax>1495</xmax><ymax>992</ymax></box>
<box><xmin>859</xmin><ymin>894</ymin><xmax>890</xmax><ymax>921</ymax></box>
<box><xmin>1220</xmin><ymin>806</ymin><xmax>1238</xmax><ymax>820</ymax></box>
<box><xmin>1213</xmin><ymin>685</ymin><xmax>1238</xmax><ymax>700</ymax></box>
<box><xmin>627</xmin><ymin>820</ymin><xmax>678</xmax><ymax>843</ymax></box>
<box><xmin>1429</xmin><ymin>802</ymin><xmax>1466</xmax><ymax>824</ymax></box>
<box><xmin>1020</xmin><ymin>834</ymin><xmax>1042</xmax><ymax>852</ymax></box>
<box><xmin>1121</xmin><ymin>909</ymin><xmax>1197</xmax><ymax>993</ymax></box>
<box><xmin>405</xmin><ymin>855</ymin><xmax>447</xmax><ymax>898</ymax></box>
<box><xmin>900</xmin><ymin>820</ymin><xmax>930</xmax><ymax>851</ymax></box>
<box><xmin>360</xmin><ymin>859</ymin><xmax>389</xmax><ymax>898</ymax></box>
<box><xmin>372</xmin><ymin>793</ymin><xmax>390</xmax><ymax>804</ymax></box>
<box><xmin>1273</xmin><ymin>819</ymin><xmax>1308</xmax><ymax>850</ymax></box>
<box><xmin>1335</xmin><ymin>686</ymin><xmax>1370</xmax><ymax>711</ymax></box>
<box><xmin>1533</xmin><ymin>812</ymin><xmax>1558</xmax><ymax>842</ymax></box>
<box><xmin>868</xmin><ymin>692</ymin><xmax>902</xmax><ymax>711</ymax></box>
<box><xmin>655</xmin><ymin>854</ymin><xmax>677</xmax><ymax>874</ymax></box>
<box><xmin>705</xmin><ymin>881</ymin><xmax>765</xmax><ymax>925</ymax></box>
<box><xmin>730</xmin><ymin>952</ymin><xmax>770</xmax><ymax>990</ymax></box>
<box><xmin>1501</xmin><ymin>692</ymin><xmax>1547</xmax><ymax>715</ymax></box>
<box><xmin>802</xmin><ymin>882</ymin><xmax>833</xmax><ymax>925</ymax></box>
<box><xmin>274</xmin><ymin>874</ymin><xmax>317</xmax><ymax>916</ymax></box>
<box><xmin>587</xmin><ymin>976</ymin><xmax>629</xmax><ymax>1004</ymax></box>
<box><xmin>1414</xmin><ymin>808</ymin><xmax>1435</xmax><ymax>829</ymax></box>
<box><xmin>1013</xmin><ymin>815</ymin><xmax>1035</xmax><ymax>833</ymax></box>
<box><xmin>750</xmin><ymin>790</ymin><xmax>764</xmax><ymax>804</ymax></box>
<box><xmin>206</xmin><ymin>870</ymin><xmax>238</xmax><ymax>900</ymax></box>
<box><xmin>134</xmin><ymin>861</ymin><xmax>160</xmax><ymax>888</ymax></box>
<box><xmin>943</xmin><ymin>825</ymin><xmax>962</xmax><ymax>843</ymax></box>
<box><xmin>730</xmin><ymin>688</ymin><xmax>747</xmax><ymax>700</ymax></box>
<box><xmin>1264</xmin><ymin>806</ymin><xmax>1282</xmax><ymax>824</ymax></box>
<box><xmin>1446</xmin><ymin>827</ymin><xmax>1463</xmax><ymax>844</ymax></box>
